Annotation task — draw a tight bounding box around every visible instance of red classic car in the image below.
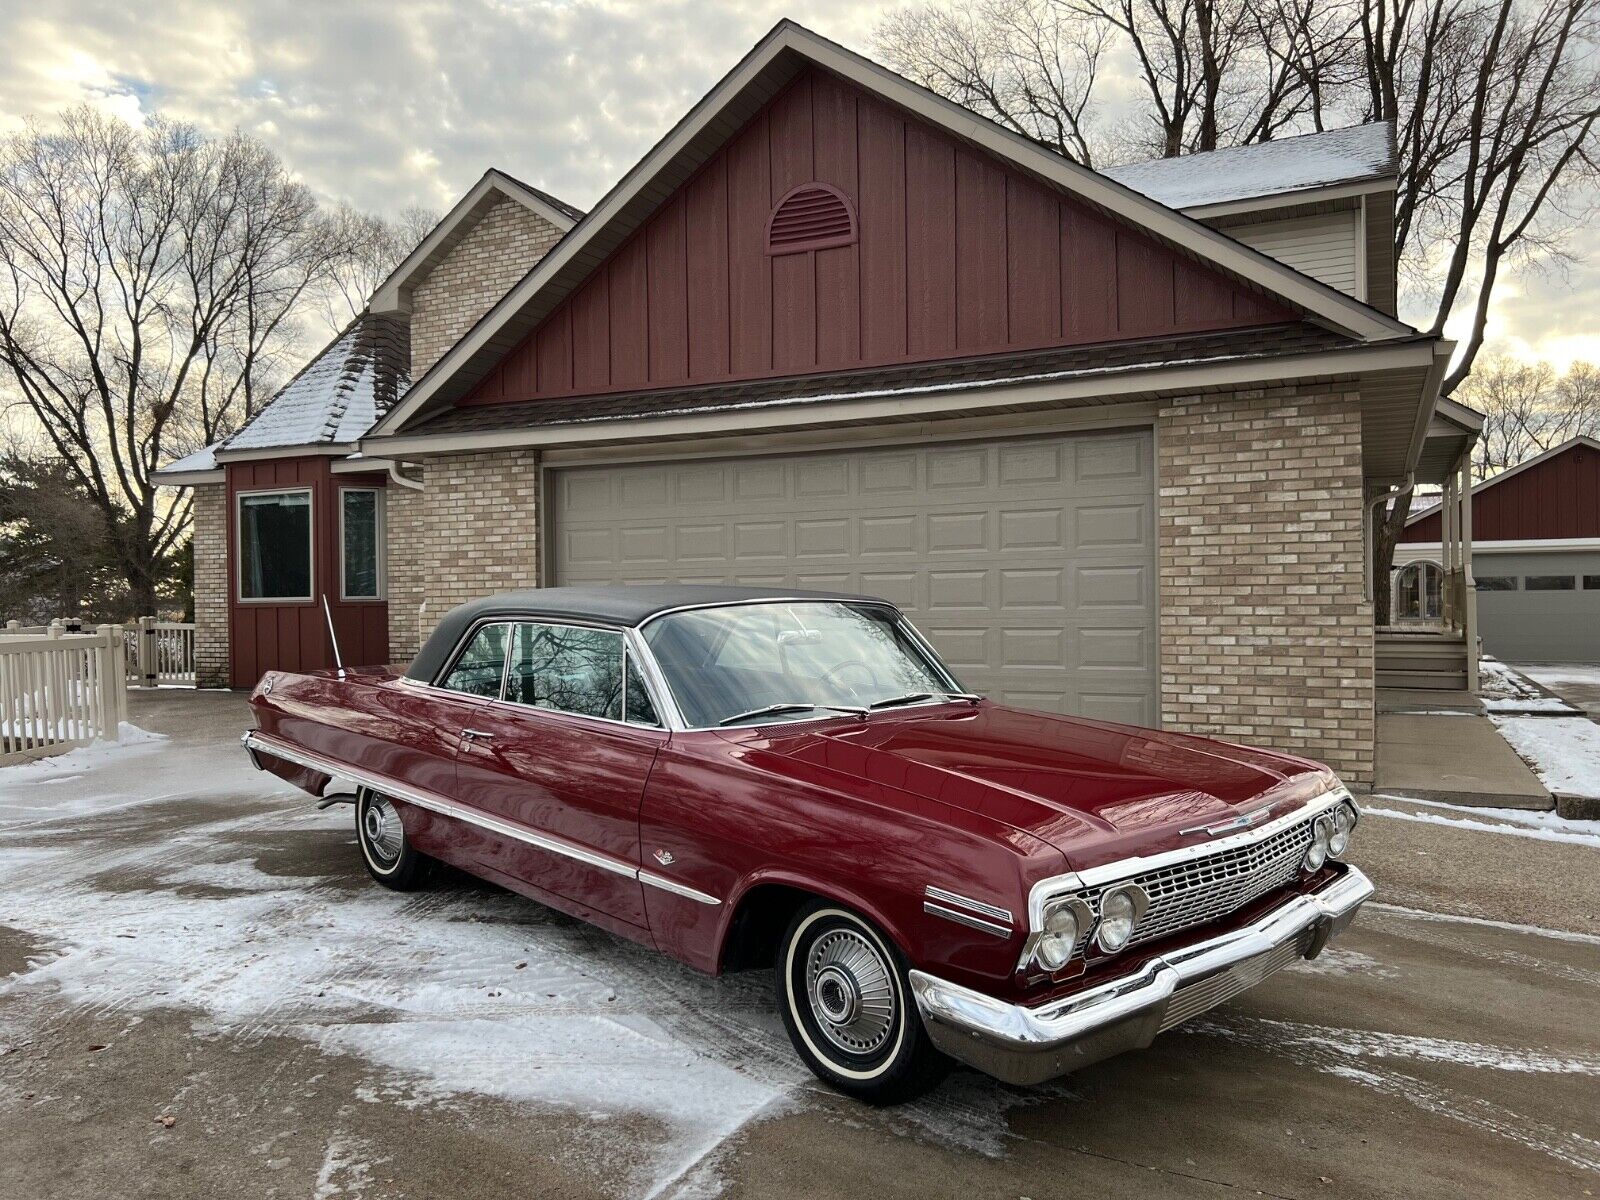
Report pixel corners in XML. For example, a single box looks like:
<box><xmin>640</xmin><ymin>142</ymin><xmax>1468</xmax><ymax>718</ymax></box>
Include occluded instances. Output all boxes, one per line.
<box><xmin>243</xmin><ymin>584</ymin><xmax>1370</xmax><ymax>1103</ymax></box>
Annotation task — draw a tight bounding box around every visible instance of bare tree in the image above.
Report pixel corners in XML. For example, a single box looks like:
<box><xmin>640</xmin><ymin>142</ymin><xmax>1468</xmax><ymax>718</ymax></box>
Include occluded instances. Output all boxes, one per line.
<box><xmin>0</xmin><ymin>106</ymin><xmax>351</xmax><ymax>615</ymax></box>
<box><xmin>1459</xmin><ymin>354</ymin><xmax>1600</xmax><ymax>476</ymax></box>
<box><xmin>318</xmin><ymin>203</ymin><xmax>439</xmax><ymax>332</ymax></box>
<box><xmin>876</xmin><ymin>0</ymin><xmax>1110</xmax><ymax>162</ymax></box>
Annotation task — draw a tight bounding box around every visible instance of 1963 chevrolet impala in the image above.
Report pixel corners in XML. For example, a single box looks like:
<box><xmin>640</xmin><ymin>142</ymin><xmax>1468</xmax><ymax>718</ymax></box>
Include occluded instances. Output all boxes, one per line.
<box><xmin>243</xmin><ymin>584</ymin><xmax>1370</xmax><ymax>1103</ymax></box>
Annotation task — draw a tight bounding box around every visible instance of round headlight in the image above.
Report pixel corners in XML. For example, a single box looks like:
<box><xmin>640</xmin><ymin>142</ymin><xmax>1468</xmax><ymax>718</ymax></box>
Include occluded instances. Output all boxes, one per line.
<box><xmin>1304</xmin><ymin>814</ymin><xmax>1334</xmax><ymax>871</ymax></box>
<box><xmin>1329</xmin><ymin>802</ymin><xmax>1358</xmax><ymax>857</ymax></box>
<box><xmin>1034</xmin><ymin>901</ymin><xmax>1081</xmax><ymax>970</ymax></box>
<box><xmin>1096</xmin><ymin>885</ymin><xmax>1145</xmax><ymax>952</ymax></box>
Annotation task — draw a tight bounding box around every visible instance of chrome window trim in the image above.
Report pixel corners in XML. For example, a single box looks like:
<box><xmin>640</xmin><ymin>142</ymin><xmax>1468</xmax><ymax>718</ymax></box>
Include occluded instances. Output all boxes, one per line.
<box><xmin>428</xmin><ymin>614</ymin><xmax>676</xmax><ymax>732</ymax></box>
<box><xmin>1017</xmin><ymin>787</ymin><xmax>1352</xmax><ymax>972</ymax></box>
<box><xmin>633</xmin><ymin>599</ymin><xmax>967</xmax><ymax>733</ymax></box>
<box><xmin>242</xmin><ymin>730</ymin><xmax>718</xmax><ymax>905</ymax></box>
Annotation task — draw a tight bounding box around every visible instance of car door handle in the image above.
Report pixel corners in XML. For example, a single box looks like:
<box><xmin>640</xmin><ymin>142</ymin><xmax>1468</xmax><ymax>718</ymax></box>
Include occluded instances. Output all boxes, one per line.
<box><xmin>461</xmin><ymin>729</ymin><xmax>495</xmax><ymax>741</ymax></box>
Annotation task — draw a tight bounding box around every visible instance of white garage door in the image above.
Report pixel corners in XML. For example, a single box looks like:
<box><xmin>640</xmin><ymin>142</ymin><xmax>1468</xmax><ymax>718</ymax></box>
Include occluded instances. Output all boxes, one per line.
<box><xmin>550</xmin><ymin>429</ymin><xmax>1158</xmax><ymax>724</ymax></box>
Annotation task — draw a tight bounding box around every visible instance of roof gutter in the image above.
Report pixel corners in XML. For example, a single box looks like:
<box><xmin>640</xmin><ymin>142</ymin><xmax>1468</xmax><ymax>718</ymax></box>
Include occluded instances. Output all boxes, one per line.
<box><xmin>362</xmin><ymin>338</ymin><xmax>1439</xmax><ymax>459</ymax></box>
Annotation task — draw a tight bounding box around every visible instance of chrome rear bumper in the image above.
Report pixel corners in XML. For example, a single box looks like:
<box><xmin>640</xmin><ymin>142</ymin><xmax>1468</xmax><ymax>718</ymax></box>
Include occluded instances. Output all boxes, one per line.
<box><xmin>909</xmin><ymin>865</ymin><xmax>1373</xmax><ymax>1086</ymax></box>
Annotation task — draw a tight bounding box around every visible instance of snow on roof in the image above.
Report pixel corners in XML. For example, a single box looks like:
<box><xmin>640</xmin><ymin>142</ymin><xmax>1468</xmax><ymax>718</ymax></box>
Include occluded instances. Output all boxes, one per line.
<box><xmin>1103</xmin><ymin>122</ymin><xmax>1397</xmax><ymax>211</ymax></box>
<box><xmin>222</xmin><ymin>313</ymin><xmax>410</xmax><ymax>453</ymax></box>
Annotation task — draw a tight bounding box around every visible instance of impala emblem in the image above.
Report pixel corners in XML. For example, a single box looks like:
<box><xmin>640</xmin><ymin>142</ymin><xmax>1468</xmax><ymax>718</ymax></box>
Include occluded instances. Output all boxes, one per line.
<box><xmin>652</xmin><ymin>849</ymin><xmax>675</xmax><ymax>866</ymax></box>
<box><xmin>1182</xmin><ymin>807</ymin><xmax>1271</xmax><ymax>837</ymax></box>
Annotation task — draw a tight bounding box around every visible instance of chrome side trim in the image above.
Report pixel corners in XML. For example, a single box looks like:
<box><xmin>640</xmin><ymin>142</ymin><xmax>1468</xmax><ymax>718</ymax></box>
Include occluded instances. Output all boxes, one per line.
<box><xmin>924</xmin><ymin>901</ymin><xmax>1013</xmax><ymax>938</ymax></box>
<box><xmin>242</xmin><ymin>730</ymin><xmax>721</xmax><ymax>906</ymax></box>
<box><xmin>638</xmin><ymin>870</ymin><xmax>721</xmax><ymax>906</ymax></box>
<box><xmin>924</xmin><ymin>886</ymin><xmax>1013</xmax><ymax>925</ymax></box>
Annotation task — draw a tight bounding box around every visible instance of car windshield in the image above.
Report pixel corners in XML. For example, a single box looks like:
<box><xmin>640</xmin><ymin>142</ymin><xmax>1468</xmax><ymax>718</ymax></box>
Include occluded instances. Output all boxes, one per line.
<box><xmin>643</xmin><ymin>601</ymin><xmax>958</xmax><ymax>727</ymax></box>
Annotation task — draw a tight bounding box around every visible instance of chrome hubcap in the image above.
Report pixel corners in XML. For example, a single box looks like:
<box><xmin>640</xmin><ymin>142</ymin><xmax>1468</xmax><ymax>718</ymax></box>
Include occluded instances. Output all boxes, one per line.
<box><xmin>806</xmin><ymin>929</ymin><xmax>895</xmax><ymax>1056</ymax></box>
<box><xmin>363</xmin><ymin>794</ymin><xmax>403</xmax><ymax>865</ymax></box>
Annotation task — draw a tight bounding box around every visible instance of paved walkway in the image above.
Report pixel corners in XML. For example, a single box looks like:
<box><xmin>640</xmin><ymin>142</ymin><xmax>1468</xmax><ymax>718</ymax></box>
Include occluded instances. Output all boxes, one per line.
<box><xmin>1374</xmin><ymin>712</ymin><xmax>1553</xmax><ymax>810</ymax></box>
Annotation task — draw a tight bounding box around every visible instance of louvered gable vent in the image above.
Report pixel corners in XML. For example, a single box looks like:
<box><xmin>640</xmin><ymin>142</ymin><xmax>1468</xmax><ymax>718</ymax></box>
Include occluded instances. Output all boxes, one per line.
<box><xmin>766</xmin><ymin>183</ymin><xmax>857</xmax><ymax>255</ymax></box>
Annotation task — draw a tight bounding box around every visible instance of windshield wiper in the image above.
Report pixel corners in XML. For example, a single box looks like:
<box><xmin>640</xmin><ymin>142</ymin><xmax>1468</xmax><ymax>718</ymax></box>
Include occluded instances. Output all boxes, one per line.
<box><xmin>869</xmin><ymin>691</ymin><xmax>984</xmax><ymax>709</ymax></box>
<box><xmin>717</xmin><ymin>702</ymin><xmax>870</xmax><ymax>727</ymax></box>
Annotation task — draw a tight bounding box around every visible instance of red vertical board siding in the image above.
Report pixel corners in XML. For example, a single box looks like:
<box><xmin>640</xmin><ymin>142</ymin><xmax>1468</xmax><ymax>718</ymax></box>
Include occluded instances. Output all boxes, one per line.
<box><xmin>727</xmin><ymin>113</ymin><xmax>772</xmax><ymax>377</ymax></box>
<box><xmin>955</xmin><ymin>150</ymin><xmax>1008</xmax><ymax>349</ymax></box>
<box><xmin>571</xmin><ymin>274</ymin><xmax>610</xmax><ymax>393</ymax></box>
<box><xmin>647</xmin><ymin>196</ymin><xmax>689</xmax><ymax>384</ymax></box>
<box><xmin>769</xmin><ymin>77</ymin><xmax>816</xmax><ymax>374</ymax></box>
<box><xmin>905</xmin><ymin>125</ymin><xmax>957</xmax><ymax>359</ymax></box>
<box><xmin>1061</xmin><ymin>203</ymin><xmax>1117</xmax><ymax>342</ymax></box>
<box><xmin>856</xmin><ymin>96</ymin><xmax>907</xmax><ymax>363</ymax></box>
<box><xmin>535</xmin><ymin>308</ymin><xmax>572</xmax><ymax>394</ymax></box>
<box><xmin>685</xmin><ymin>159</ymin><xmax>731</xmax><ymax>378</ymax></box>
<box><xmin>811</xmin><ymin>72</ymin><xmax>860</xmax><ymax>368</ymax></box>
<box><xmin>460</xmin><ymin>66</ymin><xmax>1301</xmax><ymax>408</ymax></box>
<box><xmin>608</xmin><ymin>237</ymin><xmax>649</xmax><ymax>388</ymax></box>
<box><xmin>1403</xmin><ymin>442</ymin><xmax>1600</xmax><ymax>543</ymax></box>
<box><xmin>1007</xmin><ymin>177</ymin><xmax>1061</xmax><ymax>346</ymax></box>
<box><xmin>227</xmin><ymin>457</ymin><xmax>388</xmax><ymax>688</ymax></box>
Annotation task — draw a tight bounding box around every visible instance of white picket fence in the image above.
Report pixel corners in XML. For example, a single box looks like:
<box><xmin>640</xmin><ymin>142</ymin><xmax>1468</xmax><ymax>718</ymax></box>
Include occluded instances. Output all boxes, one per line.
<box><xmin>1</xmin><ymin>617</ymin><xmax>196</xmax><ymax>687</ymax></box>
<box><xmin>0</xmin><ymin>625</ymin><xmax>129</xmax><ymax>765</ymax></box>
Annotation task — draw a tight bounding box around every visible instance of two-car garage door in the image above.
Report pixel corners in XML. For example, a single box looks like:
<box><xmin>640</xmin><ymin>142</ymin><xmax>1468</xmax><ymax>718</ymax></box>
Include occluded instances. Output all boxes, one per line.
<box><xmin>549</xmin><ymin>429</ymin><xmax>1157</xmax><ymax>725</ymax></box>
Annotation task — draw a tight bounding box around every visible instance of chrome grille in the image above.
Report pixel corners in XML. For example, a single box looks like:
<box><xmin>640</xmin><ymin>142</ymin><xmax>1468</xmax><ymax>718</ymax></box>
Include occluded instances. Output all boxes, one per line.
<box><xmin>1078</xmin><ymin>815</ymin><xmax>1316</xmax><ymax>952</ymax></box>
<box><xmin>1157</xmin><ymin>932</ymin><xmax>1310</xmax><ymax>1032</ymax></box>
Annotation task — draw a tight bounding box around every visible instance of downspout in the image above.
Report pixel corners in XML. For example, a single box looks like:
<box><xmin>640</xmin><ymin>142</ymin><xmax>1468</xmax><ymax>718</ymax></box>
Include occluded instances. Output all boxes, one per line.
<box><xmin>385</xmin><ymin>460</ymin><xmax>424</xmax><ymax>491</ymax></box>
<box><xmin>1364</xmin><ymin>475</ymin><xmax>1414</xmax><ymax>605</ymax></box>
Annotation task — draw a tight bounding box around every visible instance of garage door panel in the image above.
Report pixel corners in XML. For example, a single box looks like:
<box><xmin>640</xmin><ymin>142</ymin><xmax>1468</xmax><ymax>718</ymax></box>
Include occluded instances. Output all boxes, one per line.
<box><xmin>552</xmin><ymin>428</ymin><xmax>1156</xmax><ymax>722</ymax></box>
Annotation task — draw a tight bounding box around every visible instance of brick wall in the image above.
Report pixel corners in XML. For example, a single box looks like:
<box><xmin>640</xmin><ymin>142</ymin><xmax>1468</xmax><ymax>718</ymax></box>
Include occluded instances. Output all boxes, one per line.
<box><xmin>410</xmin><ymin>196</ymin><xmax>566</xmax><ymax>378</ymax></box>
<box><xmin>192</xmin><ymin>483</ymin><xmax>230</xmax><ymax>689</ymax></box>
<box><xmin>1156</xmin><ymin>385</ymin><xmax>1374</xmax><ymax>784</ymax></box>
<box><xmin>386</xmin><ymin>450</ymin><xmax>542</xmax><ymax>665</ymax></box>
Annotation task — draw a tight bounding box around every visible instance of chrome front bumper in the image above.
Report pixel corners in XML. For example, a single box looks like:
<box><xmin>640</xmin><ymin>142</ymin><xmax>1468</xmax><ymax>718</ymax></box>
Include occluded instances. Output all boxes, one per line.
<box><xmin>909</xmin><ymin>865</ymin><xmax>1374</xmax><ymax>1085</ymax></box>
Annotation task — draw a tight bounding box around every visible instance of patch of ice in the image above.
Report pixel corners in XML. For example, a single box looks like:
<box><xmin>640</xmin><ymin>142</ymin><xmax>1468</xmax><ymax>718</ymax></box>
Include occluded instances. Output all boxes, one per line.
<box><xmin>1517</xmin><ymin>663</ymin><xmax>1600</xmax><ymax>689</ymax></box>
<box><xmin>1364</xmin><ymin>804</ymin><xmax>1600</xmax><ymax>848</ymax></box>
<box><xmin>1367</xmin><ymin>902</ymin><xmax>1600</xmax><ymax>946</ymax></box>
<box><xmin>1282</xmin><ymin>946</ymin><xmax>1399</xmax><ymax>979</ymax></box>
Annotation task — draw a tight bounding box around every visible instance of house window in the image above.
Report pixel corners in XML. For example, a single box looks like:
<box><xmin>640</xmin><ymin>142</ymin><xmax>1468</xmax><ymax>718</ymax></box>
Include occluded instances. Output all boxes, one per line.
<box><xmin>1585</xmin><ymin>575</ymin><xmax>1600</xmax><ymax>590</ymax></box>
<box><xmin>340</xmin><ymin>488</ymin><xmax>384</xmax><ymax>600</ymax></box>
<box><xmin>238</xmin><ymin>490</ymin><xmax>312</xmax><ymax>601</ymax></box>
<box><xmin>1476</xmin><ymin>576</ymin><xmax>1519</xmax><ymax>591</ymax></box>
<box><xmin>1525</xmin><ymin>575</ymin><xmax>1576</xmax><ymax>591</ymax></box>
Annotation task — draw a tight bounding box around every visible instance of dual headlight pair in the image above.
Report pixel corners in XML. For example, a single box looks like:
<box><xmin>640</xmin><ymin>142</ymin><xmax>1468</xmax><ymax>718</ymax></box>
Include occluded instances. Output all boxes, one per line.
<box><xmin>1033</xmin><ymin>883</ymin><xmax>1149</xmax><ymax>971</ymax></box>
<box><xmin>1305</xmin><ymin>798</ymin><xmax>1360</xmax><ymax>871</ymax></box>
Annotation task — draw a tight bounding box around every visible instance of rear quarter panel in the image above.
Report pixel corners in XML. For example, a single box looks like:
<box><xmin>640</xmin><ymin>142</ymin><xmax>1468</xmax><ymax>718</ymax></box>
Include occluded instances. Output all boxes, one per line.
<box><xmin>640</xmin><ymin>729</ymin><xmax>1060</xmax><ymax>997</ymax></box>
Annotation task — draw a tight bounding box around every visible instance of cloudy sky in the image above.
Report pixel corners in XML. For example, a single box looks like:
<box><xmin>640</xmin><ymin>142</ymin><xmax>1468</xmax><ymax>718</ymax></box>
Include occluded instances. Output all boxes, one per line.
<box><xmin>1</xmin><ymin>0</ymin><xmax>1594</xmax><ymax>369</ymax></box>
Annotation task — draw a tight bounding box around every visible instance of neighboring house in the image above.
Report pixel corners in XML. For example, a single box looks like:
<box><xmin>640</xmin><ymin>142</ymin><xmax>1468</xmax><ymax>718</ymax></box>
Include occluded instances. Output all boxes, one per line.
<box><xmin>1399</xmin><ymin>436</ymin><xmax>1600</xmax><ymax>663</ymax></box>
<box><xmin>156</xmin><ymin>21</ymin><xmax>1477</xmax><ymax>785</ymax></box>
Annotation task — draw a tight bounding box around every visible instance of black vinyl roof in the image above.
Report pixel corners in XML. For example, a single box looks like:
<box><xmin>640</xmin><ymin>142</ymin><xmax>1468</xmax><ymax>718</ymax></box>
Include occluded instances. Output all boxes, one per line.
<box><xmin>405</xmin><ymin>584</ymin><xmax>885</xmax><ymax>681</ymax></box>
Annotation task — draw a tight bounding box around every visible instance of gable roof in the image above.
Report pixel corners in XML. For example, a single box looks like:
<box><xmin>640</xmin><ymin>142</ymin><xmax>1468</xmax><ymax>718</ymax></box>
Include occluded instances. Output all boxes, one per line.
<box><xmin>369</xmin><ymin>168</ymin><xmax>583</xmax><ymax>317</ymax></box>
<box><xmin>1406</xmin><ymin>434</ymin><xmax>1600</xmax><ymax>524</ymax></box>
<box><xmin>368</xmin><ymin>21</ymin><xmax>1415</xmax><ymax>441</ymax></box>
<box><xmin>1104</xmin><ymin>122</ymin><xmax>1397</xmax><ymax>215</ymax></box>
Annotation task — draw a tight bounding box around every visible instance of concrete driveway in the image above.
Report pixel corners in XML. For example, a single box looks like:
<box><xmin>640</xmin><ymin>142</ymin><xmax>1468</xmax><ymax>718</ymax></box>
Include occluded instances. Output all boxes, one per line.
<box><xmin>1</xmin><ymin>691</ymin><xmax>1597</xmax><ymax>1199</ymax></box>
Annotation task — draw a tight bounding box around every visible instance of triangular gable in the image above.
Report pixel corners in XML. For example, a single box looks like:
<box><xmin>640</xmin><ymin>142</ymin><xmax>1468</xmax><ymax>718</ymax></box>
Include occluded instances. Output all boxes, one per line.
<box><xmin>370</xmin><ymin>21</ymin><xmax>1412</xmax><ymax>437</ymax></box>
<box><xmin>1406</xmin><ymin>435</ymin><xmax>1600</xmax><ymax>530</ymax></box>
<box><xmin>369</xmin><ymin>169</ymin><xmax>581</xmax><ymax>317</ymax></box>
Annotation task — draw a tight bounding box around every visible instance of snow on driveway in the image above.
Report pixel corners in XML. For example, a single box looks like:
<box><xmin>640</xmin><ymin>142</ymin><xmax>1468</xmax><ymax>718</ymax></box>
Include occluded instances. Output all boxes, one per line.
<box><xmin>0</xmin><ymin>725</ymin><xmax>1029</xmax><ymax>1198</ymax></box>
<box><xmin>1491</xmin><ymin>717</ymin><xmax>1600</xmax><ymax>800</ymax></box>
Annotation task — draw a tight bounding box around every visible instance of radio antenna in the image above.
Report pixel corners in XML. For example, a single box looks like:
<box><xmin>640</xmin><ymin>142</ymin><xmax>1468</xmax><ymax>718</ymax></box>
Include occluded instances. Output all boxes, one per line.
<box><xmin>322</xmin><ymin>595</ymin><xmax>346</xmax><ymax>677</ymax></box>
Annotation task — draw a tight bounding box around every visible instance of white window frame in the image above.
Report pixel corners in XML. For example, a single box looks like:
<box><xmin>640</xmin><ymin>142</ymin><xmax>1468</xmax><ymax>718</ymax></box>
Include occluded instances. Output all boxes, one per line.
<box><xmin>236</xmin><ymin>487</ymin><xmax>314</xmax><ymax>604</ymax></box>
<box><xmin>338</xmin><ymin>486</ymin><xmax>386</xmax><ymax>602</ymax></box>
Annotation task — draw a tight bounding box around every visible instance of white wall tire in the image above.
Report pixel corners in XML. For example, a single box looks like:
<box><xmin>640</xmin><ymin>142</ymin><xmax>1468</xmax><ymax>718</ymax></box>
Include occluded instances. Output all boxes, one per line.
<box><xmin>356</xmin><ymin>788</ymin><xmax>429</xmax><ymax>891</ymax></box>
<box><xmin>777</xmin><ymin>900</ymin><xmax>948</xmax><ymax>1104</ymax></box>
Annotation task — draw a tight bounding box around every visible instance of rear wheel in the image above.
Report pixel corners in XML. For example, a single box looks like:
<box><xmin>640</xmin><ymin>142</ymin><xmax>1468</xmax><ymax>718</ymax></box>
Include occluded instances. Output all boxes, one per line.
<box><xmin>777</xmin><ymin>900</ymin><xmax>949</xmax><ymax>1104</ymax></box>
<box><xmin>356</xmin><ymin>788</ymin><xmax>429</xmax><ymax>890</ymax></box>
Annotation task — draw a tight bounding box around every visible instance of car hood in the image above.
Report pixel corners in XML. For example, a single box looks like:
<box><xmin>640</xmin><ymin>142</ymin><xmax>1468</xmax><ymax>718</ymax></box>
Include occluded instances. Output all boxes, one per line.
<box><xmin>760</xmin><ymin>703</ymin><xmax>1334</xmax><ymax>873</ymax></box>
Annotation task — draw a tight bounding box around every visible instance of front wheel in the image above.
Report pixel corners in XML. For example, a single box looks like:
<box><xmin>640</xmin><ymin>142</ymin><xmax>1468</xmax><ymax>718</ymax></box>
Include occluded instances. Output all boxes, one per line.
<box><xmin>356</xmin><ymin>788</ymin><xmax>429</xmax><ymax>890</ymax></box>
<box><xmin>777</xmin><ymin>900</ymin><xmax>949</xmax><ymax>1104</ymax></box>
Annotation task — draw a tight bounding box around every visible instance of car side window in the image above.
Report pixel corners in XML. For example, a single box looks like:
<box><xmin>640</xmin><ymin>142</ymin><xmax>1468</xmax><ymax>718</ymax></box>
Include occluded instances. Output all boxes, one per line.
<box><xmin>506</xmin><ymin>622</ymin><xmax>624</xmax><ymax>720</ymax></box>
<box><xmin>624</xmin><ymin>650</ymin><xmax>662</xmax><ymax>728</ymax></box>
<box><xmin>439</xmin><ymin>623</ymin><xmax>511</xmax><ymax>698</ymax></box>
